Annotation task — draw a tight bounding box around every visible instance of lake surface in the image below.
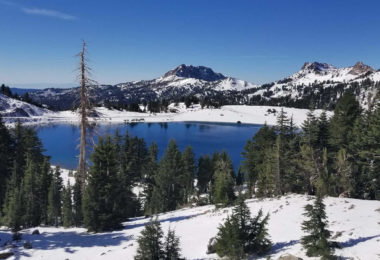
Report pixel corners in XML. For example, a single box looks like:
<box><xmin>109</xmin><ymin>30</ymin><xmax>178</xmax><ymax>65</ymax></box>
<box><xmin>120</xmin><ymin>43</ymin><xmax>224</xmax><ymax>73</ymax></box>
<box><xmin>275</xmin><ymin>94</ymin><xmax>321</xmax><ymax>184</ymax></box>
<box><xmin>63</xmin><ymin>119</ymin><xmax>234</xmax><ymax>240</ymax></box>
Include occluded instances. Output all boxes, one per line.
<box><xmin>35</xmin><ymin>122</ymin><xmax>262</xmax><ymax>171</ymax></box>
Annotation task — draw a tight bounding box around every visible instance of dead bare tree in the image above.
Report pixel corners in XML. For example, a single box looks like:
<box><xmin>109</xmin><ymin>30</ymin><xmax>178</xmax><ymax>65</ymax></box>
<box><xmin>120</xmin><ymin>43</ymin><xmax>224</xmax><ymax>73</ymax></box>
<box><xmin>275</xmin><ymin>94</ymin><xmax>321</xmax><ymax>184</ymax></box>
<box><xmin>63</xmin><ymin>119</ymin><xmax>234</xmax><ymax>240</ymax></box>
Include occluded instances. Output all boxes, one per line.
<box><xmin>76</xmin><ymin>41</ymin><xmax>95</xmax><ymax>192</ymax></box>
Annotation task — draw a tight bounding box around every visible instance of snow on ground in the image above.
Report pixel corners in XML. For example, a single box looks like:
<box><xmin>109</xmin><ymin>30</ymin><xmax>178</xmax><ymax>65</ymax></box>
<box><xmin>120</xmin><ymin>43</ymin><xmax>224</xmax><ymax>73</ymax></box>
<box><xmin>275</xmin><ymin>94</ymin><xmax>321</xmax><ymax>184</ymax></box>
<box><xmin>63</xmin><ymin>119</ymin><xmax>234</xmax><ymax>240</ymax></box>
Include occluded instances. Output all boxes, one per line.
<box><xmin>0</xmin><ymin>194</ymin><xmax>379</xmax><ymax>260</ymax></box>
<box><xmin>3</xmin><ymin>104</ymin><xmax>332</xmax><ymax>127</ymax></box>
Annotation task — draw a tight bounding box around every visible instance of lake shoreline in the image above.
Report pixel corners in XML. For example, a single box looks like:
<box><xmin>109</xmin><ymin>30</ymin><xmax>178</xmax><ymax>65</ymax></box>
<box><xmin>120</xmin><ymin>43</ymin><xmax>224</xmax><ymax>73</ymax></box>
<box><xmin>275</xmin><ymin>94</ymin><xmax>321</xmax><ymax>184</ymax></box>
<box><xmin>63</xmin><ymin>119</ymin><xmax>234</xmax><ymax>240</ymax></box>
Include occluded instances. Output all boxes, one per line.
<box><xmin>3</xmin><ymin>104</ymin><xmax>332</xmax><ymax>128</ymax></box>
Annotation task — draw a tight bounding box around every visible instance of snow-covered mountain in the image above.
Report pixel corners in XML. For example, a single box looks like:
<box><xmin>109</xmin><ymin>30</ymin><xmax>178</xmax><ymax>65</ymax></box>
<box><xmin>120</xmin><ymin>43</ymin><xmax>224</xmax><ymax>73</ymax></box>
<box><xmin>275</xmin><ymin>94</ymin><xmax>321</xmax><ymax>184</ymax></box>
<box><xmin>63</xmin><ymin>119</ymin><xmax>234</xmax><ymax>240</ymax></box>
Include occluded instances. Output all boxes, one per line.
<box><xmin>14</xmin><ymin>62</ymin><xmax>380</xmax><ymax>111</ymax></box>
<box><xmin>0</xmin><ymin>94</ymin><xmax>50</xmax><ymax>117</ymax></box>
<box><xmin>28</xmin><ymin>65</ymin><xmax>258</xmax><ymax>110</ymax></box>
<box><xmin>249</xmin><ymin>61</ymin><xmax>380</xmax><ymax>109</ymax></box>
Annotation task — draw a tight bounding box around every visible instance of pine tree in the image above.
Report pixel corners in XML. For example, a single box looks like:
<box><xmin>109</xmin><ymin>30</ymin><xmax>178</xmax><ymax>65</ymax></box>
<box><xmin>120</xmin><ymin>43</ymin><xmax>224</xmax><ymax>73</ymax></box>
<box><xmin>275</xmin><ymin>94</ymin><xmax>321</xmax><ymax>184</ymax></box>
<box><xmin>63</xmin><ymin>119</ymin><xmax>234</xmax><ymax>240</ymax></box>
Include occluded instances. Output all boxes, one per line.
<box><xmin>73</xmin><ymin>176</ymin><xmax>83</xmax><ymax>227</ymax></box>
<box><xmin>62</xmin><ymin>181</ymin><xmax>73</xmax><ymax>228</ymax></box>
<box><xmin>0</xmin><ymin>115</ymin><xmax>13</xmax><ymax>212</ymax></box>
<box><xmin>197</xmin><ymin>155</ymin><xmax>213</xmax><ymax>195</ymax></box>
<box><xmin>301</xmin><ymin>195</ymin><xmax>333</xmax><ymax>259</ymax></box>
<box><xmin>215</xmin><ymin>215</ymin><xmax>244</xmax><ymax>259</ymax></box>
<box><xmin>241</xmin><ymin>124</ymin><xmax>276</xmax><ymax>195</ymax></box>
<box><xmin>151</xmin><ymin>140</ymin><xmax>183</xmax><ymax>213</ymax></box>
<box><xmin>22</xmin><ymin>155</ymin><xmax>41</xmax><ymax>227</ymax></box>
<box><xmin>135</xmin><ymin>219</ymin><xmax>164</xmax><ymax>260</ymax></box>
<box><xmin>236</xmin><ymin>166</ymin><xmax>244</xmax><ymax>187</ymax></box>
<box><xmin>38</xmin><ymin>158</ymin><xmax>51</xmax><ymax>225</ymax></box>
<box><xmin>143</xmin><ymin>142</ymin><xmax>159</xmax><ymax>215</ymax></box>
<box><xmin>329</xmin><ymin>91</ymin><xmax>361</xmax><ymax>151</ymax></box>
<box><xmin>256</xmin><ymin>147</ymin><xmax>276</xmax><ymax>197</ymax></box>
<box><xmin>212</xmin><ymin>157</ymin><xmax>235</xmax><ymax>206</ymax></box>
<box><xmin>215</xmin><ymin>198</ymin><xmax>272</xmax><ymax>259</ymax></box>
<box><xmin>2</xmin><ymin>170</ymin><xmax>23</xmax><ymax>231</ymax></box>
<box><xmin>181</xmin><ymin>146</ymin><xmax>196</xmax><ymax>204</ymax></box>
<box><xmin>47</xmin><ymin>166</ymin><xmax>63</xmax><ymax>226</ymax></box>
<box><xmin>82</xmin><ymin>136</ymin><xmax>125</xmax><ymax>232</ymax></box>
<box><xmin>164</xmin><ymin>228</ymin><xmax>181</xmax><ymax>260</ymax></box>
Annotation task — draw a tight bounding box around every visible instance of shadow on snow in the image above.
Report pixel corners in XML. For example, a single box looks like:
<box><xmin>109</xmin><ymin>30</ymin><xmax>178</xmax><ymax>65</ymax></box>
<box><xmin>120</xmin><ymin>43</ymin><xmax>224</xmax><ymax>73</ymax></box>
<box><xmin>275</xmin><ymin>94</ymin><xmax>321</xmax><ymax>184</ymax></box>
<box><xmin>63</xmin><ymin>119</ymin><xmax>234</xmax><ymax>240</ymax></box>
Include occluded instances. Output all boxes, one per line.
<box><xmin>124</xmin><ymin>213</ymin><xmax>201</xmax><ymax>230</ymax></box>
<box><xmin>339</xmin><ymin>234</ymin><xmax>380</xmax><ymax>248</ymax></box>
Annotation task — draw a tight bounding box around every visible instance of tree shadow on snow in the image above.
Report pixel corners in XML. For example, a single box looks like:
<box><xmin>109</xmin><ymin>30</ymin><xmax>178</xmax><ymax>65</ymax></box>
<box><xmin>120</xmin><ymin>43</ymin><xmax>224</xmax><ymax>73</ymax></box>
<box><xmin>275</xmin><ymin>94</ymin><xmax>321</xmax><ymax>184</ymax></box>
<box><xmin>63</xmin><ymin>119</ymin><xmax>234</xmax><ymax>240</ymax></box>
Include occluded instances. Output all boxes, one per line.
<box><xmin>339</xmin><ymin>234</ymin><xmax>380</xmax><ymax>248</ymax></box>
<box><xmin>20</xmin><ymin>230</ymin><xmax>132</xmax><ymax>253</ymax></box>
<box><xmin>124</xmin><ymin>213</ymin><xmax>200</xmax><ymax>230</ymax></box>
<box><xmin>269</xmin><ymin>239</ymin><xmax>299</xmax><ymax>254</ymax></box>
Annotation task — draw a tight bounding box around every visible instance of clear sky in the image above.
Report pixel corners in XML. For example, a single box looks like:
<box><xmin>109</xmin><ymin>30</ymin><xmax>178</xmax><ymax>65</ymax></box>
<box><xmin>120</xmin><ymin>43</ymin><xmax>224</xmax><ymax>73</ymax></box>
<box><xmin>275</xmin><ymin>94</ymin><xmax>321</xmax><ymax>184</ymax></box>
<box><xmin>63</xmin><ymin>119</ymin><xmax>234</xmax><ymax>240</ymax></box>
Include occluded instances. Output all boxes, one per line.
<box><xmin>1</xmin><ymin>0</ymin><xmax>380</xmax><ymax>88</ymax></box>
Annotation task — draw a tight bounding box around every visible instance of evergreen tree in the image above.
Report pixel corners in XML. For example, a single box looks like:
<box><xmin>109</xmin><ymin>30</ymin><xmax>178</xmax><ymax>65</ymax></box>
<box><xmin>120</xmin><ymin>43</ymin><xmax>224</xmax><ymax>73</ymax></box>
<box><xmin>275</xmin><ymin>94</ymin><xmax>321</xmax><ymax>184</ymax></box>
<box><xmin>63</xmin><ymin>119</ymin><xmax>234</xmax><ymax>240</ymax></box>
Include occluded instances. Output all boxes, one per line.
<box><xmin>143</xmin><ymin>142</ymin><xmax>159</xmax><ymax>215</ymax></box>
<box><xmin>0</xmin><ymin>115</ymin><xmax>13</xmax><ymax>212</ymax></box>
<box><xmin>235</xmin><ymin>166</ymin><xmax>244</xmax><ymax>187</ymax></box>
<box><xmin>212</xmin><ymin>157</ymin><xmax>235</xmax><ymax>206</ymax></box>
<box><xmin>47</xmin><ymin>166</ymin><xmax>63</xmax><ymax>226</ymax></box>
<box><xmin>38</xmin><ymin>158</ymin><xmax>51</xmax><ymax>225</ymax></box>
<box><xmin>181</xmin><ymin>146</ymin><xmax>196</xmax><ymax>204</ymax></box>
<box><xmin>215</xmin><ymin>215</ymin><xmax>244</xmax><ymax>259</ymax></box>
<box><xmin>329</xmin><ymin>91</ymin><xmax>361</xmax><ymax>151</ymax></box>
<box><xmin>62</xmin><ymin>181</ymin><xmax>73</xmax><ymax>228</ymax></box>
<box><xmin>242</xmin><ymin>124</ymin><xmax>276</xmax><ymax>195</ymax></box>
<box><xmin>2</xmin><ymin>167</ymin><xmax>23</xmax><ymax>231</ymax></box>
<box><xmin>22</xmin><ymin>155</ymin><xmax>41</xmax><ymax>227</ymax></box>
<box><xmin>164</xmin><ymin>228</ymin><xmax>181</xmax><ymax>260</ymax></box>
<box><xmin>135</xmin><ymin>219</ymin><xmax>164</xmax><ymax>260</ymax></box>
<box><xmin>301</xmin><ymin>195</ymin><xmax>334</xmax><ymax>259</ymax></box>
<box><xmin>151</xmin><ymin>140</ymin><xmax>183</xmax><ymax>213</ymax></box>
<box><xmin>215</xmin><ymin>198</ymin><xmax>272</xmax><ymax>259</ymax></box>
<box><xmin>73</xmin><ymin>176</ymin><xmax>83</xmax><ymax>226</ymax></box>
<box><xmin>197</xmin><ymin>155</ymin><xmax>213</xmax><ymax>195</ymax></box>
<box><xmin>256</xmin><ymin>147</ymin><xmax>276</xmax><ymax>197</ymax></box>
<box><xmin>82</xmin><ymin>136</ymin><xmax>125</xmax><ymax>232</ymax></box>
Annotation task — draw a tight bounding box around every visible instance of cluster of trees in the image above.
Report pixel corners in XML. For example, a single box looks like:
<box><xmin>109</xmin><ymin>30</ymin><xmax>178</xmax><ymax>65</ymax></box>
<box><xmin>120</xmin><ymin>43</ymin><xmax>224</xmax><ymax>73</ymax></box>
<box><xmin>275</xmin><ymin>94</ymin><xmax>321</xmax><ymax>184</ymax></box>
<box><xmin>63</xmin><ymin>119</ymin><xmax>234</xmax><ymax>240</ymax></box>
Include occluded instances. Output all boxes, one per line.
<box><xmin>135</xmin><ymin>219</ymin><xmax>182</xmax><ymax>260</ymax></box>
<box><xmin>242</xmin><ymin>91</ymin><xmax>380</xmax><ymax>200</ymax></box>
<box><xmin>0</xmin><ymin>120</ymin><xmax>63</xmax><ymax>231</ymax></box>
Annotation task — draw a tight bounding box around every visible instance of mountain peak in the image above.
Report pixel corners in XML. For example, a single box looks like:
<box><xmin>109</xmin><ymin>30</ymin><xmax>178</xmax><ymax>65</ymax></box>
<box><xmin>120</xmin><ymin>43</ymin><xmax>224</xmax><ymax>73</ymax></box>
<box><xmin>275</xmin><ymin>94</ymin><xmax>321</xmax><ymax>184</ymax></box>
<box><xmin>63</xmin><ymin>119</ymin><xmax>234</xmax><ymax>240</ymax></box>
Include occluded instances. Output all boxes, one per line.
<box><xmin>163</xmin><ymin>64</ymin><xmax>226</xmax><ymax>81</ymax></box>
<box><xmin>301</xmin><ymin>62</ymin><xmax>335</xmax><ymax>73</ymax></box>
<box><xmin>349</xmin><ymin>61</ymin><xmax>374</xmax><ymax>75</ymax></box>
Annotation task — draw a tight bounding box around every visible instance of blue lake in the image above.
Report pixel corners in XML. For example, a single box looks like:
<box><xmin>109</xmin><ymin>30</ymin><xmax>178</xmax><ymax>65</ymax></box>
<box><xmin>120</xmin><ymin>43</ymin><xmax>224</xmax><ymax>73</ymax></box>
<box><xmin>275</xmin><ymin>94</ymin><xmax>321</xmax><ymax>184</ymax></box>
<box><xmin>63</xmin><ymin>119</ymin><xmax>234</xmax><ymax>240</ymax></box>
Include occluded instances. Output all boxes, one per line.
<box><xmin>35</xmin><ymin>122</ymin><xmax>262</xmax><ymax>171</ymax></box>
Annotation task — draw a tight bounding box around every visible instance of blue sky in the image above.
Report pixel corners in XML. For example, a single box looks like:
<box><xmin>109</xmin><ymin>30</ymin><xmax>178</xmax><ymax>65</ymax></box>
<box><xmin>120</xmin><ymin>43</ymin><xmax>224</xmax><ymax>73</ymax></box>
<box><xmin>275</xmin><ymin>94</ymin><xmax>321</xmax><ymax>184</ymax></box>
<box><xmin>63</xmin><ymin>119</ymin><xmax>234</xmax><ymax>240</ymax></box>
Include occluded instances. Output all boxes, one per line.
<box><xmin>1</xmin><ymin>0</ymin><xmax>380</xmax><ymax>88</ymax></box>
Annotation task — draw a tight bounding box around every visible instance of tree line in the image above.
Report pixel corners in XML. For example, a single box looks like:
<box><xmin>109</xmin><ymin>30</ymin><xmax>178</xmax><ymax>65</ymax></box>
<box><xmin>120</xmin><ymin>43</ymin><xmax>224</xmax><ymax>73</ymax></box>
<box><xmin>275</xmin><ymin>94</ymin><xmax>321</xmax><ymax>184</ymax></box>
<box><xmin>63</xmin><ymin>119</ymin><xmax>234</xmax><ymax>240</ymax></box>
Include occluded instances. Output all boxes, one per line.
<box><xmin>242</xmin><ymin>91</ymin><xmax>380</xmax><ymax>200</ymax></box>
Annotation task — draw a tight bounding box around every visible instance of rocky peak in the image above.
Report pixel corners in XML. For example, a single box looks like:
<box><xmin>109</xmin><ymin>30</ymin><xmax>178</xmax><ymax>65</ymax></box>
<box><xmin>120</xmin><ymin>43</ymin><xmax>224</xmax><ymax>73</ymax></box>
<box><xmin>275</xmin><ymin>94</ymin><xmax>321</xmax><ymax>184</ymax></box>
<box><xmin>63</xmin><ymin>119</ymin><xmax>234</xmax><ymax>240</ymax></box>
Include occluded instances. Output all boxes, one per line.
<box><xmin>163</xmin><ymin>64</ymin><xmax>226</xmax><ymax>81</ymax></box>
<box><xmin>301</xmin><ymin>62</ymin><xmax>335</xmax><ymax>74</ymax></box>
<box><xmin>349</xmin><ymin>61</ymin><xmax>374</xmax><ymax>75</ymax></box>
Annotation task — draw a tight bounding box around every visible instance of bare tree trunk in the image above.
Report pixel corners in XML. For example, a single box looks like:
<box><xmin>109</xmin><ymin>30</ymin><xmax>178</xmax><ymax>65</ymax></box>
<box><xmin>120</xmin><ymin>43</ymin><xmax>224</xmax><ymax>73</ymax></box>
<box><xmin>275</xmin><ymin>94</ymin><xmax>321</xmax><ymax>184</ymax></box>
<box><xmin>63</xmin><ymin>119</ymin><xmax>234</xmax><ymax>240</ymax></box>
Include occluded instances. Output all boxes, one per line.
<box><xmin>78</xmin><ymin>41</ymin><xmax>89</xmax><ymax>192</ymax></box>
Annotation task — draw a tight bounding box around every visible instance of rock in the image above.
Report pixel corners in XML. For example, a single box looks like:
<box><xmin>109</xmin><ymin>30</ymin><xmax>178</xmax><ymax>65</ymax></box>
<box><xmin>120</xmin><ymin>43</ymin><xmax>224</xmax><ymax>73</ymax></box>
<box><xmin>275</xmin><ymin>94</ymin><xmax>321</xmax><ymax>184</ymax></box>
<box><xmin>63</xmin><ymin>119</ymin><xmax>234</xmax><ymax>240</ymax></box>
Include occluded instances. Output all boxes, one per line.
<box><xmin>206</xmin><ymin>237</ymin><xmax>217</xmax><ymax>254</ymax></box>
<box><xmin>0</xmin><ymin>252</ymin><xmax>14</xmax><ymax>259</ymax></box>
<box><xmin>23</xmin><ymin>241</ymin><xmax>33</xmax><ymax>249</ymax></box>
<box><xmin>278</xmin><ymin>253</ymin><xmax>303</xmax><ymax>260</ymax></box>
<box><xmin>32</xmin><ymin>229</ymin><xmax>40</xmax><ymax>235</ymax></box>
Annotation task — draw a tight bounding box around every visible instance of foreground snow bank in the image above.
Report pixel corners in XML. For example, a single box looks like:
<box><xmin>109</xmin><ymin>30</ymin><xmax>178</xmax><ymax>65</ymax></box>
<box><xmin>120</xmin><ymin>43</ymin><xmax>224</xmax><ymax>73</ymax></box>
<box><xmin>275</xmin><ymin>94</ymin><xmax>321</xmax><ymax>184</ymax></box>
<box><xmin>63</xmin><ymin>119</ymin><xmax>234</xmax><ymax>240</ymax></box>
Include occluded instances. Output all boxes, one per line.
<box><xmin>0</xmin><ymin>194</ymin><xmax>379</xmax><ymax>259</ymax></box>
<box><xmin>3</xmin><ymin>104</ymin><xmax>332</xmax><ymax>127</ymax></box>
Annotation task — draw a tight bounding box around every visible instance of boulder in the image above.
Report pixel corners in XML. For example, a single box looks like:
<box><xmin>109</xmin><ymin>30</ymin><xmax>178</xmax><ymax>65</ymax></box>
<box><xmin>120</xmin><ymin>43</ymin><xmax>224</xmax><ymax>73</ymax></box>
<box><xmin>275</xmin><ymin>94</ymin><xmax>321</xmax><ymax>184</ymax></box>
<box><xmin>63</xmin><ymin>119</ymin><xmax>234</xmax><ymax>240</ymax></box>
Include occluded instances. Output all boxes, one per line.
<box><xmin>206</xmin><ymin>237</ymin><xmax>217</xmax><ymax>254</ymax></box>
<box><xmin>278</xmin><ymin>253</ymin><xmax>303</xmax><ymax>260</ymax></box>
<box><xmin>32</xmin><ymin>229</ymin><xmax>40</xmax><ymax>235</ymax></box>
<box><xmin>23</xmin><ymin>242</ymin><xmax>33</xmax><ymax>249</ymax></box>
<box><xmin>0</xmin><ymin>252</ymin><xmax>14</xmax><ymax>259</ymax></box>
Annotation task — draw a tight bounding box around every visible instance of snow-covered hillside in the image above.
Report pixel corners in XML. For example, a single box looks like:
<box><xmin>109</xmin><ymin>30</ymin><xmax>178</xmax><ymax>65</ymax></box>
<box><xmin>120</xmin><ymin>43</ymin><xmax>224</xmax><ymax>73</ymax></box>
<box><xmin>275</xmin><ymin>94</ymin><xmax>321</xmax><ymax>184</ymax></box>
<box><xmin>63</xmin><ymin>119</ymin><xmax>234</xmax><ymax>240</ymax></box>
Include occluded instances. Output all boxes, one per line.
<box><xmin>251</xmin><ymin>61</ymin><xmax>380</xmax><ymax>109</ymax></box>
<box><xmin>0</xmin><ymin>94</ymin><xmax>50</xmax><ymax>118</ymax></box>
<box><xmin>0</xmin><ymin>194</ymin><xmax>379</xmax><ymax>259</ymax></box>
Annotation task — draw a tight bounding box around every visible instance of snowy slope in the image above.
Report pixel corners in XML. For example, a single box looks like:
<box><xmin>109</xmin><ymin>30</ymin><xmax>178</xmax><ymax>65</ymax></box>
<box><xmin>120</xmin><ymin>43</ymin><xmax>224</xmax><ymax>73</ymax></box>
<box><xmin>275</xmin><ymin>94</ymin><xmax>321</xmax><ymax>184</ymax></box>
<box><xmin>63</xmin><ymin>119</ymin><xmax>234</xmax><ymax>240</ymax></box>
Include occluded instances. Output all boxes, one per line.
<box><xmin>0</xmin><ymin>94</ymin><xmax>50</xmax><ymax>118</ymax></box>
<box><xmin>251</xmin><ymin>61</ymin><xmax>380</xmax><ymax>108</ymax></box>
<box><xmin>0</xmin><ymin>194</ymin><xmax>379</xmax><ymax>259</ymax></box>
